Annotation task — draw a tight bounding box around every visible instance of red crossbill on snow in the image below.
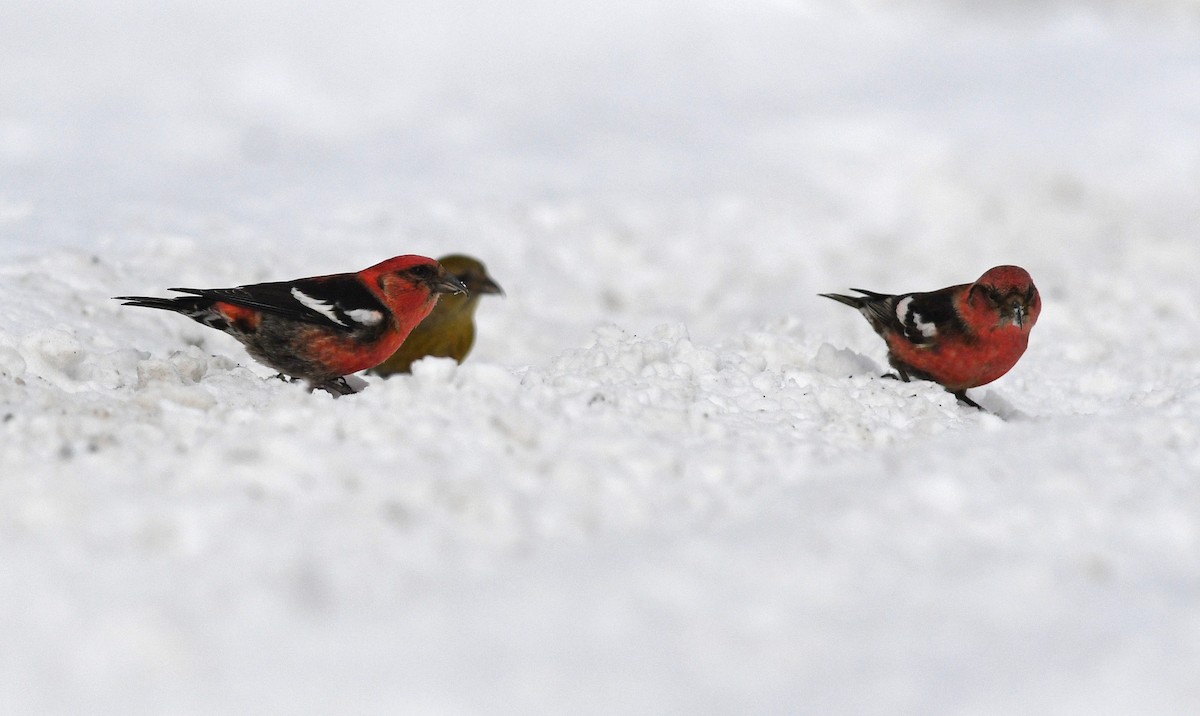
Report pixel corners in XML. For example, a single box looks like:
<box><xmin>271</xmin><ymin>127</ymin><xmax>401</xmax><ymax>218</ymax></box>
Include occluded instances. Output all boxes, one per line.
<box><xmin>117</xmin><ymin>255</ymin><xmax>467</xmax><ymax>394</ymax></box>
<box><xmin>821</xmin><ymin>265</ymin><xmax>1041</xmax><ymax>408</ymax></box>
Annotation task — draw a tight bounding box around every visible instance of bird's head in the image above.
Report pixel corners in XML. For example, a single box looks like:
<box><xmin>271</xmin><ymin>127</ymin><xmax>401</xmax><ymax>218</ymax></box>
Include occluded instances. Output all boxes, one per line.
<box><xmin>437</xmin><ymin>254</ymin><xmax>504</xmax><ymax>299</ymax></box>
<box><xmin>428</xmin><ymin>254</ymin><xmax>503</xmax><ymax>317</ymax></box>
<box><xmin>968</xmin><ymin>265</ymin><xmax>1041</xmax><ymax>329</ymax></box>
<box><xmin>368</xmin><ymin>255</ymin><xmax>469</xmax><ymax>299</ymax></box>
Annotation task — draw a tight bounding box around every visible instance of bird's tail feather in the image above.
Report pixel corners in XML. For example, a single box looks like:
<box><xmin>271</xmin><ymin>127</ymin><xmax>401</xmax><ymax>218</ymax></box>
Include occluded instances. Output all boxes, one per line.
<box><xmin>818</xmin><ymin>292</ymin><xmax>867</xmax><ymax>309</ymax></box>
<box><xmin>847</xmin><ymin>288</ymin><xmax>890</xmax><ymax>300</ymax></box>
<box><xmin>114</xmin><ymin>295</ymin><xmax>208</xmax><ymax>313</ymax></box>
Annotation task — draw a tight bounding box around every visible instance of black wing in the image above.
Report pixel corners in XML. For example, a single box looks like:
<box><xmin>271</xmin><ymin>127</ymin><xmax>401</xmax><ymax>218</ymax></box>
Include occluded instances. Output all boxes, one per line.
<box><xmin>892</xmin><ymin>285</ymin><xmax>968</xmax><ymax>345</ymax></box>
<box><xmin>821</xmin><ymin>284</ymin><xmax>968</xmax><ymax>346</ymax></box>
<box><xmin>171</xmin><ymin>273</ymin><xmax>390</xmax><ymax>332</ymax></box>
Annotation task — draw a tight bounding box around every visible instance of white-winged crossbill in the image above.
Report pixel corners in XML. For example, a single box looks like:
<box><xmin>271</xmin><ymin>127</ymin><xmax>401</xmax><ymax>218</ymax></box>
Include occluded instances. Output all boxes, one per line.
<box><xmin>117</xmin><ymin>255</ymin><xmax>467</xmax><ymax>394</ymax></box>
<box><xmin>820</xmin><ymin>265</ymin><xmax>1041</xmax><ymax>408</ymax></box>
<box><xmin>369</xmin><ymin>254</ymin><xmax>503</xmax><ymax>377</ymax></box>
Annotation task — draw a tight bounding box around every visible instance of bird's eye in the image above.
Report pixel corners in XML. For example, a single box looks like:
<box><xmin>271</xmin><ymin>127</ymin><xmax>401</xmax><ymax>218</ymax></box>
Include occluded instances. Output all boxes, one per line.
<box><xmin>408</xmin><ymin>264</ymin><xmax>436</xmax><ymax>280</ymax></box>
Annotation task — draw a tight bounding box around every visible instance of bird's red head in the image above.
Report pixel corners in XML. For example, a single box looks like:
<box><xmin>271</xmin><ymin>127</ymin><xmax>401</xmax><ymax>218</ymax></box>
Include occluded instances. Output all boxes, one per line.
<box><xmin>967</xmin><ymin>265</ymin><xmax>1041</xmax><ymax>330</ymax></box>
<box><xmin>359</xmin><ymin>255</ymin><xmax>469</xmax><ymax>332</ymax></box>
<box><xmin>362</xmin><ymin>255</ymin><xmax>469</xmax><ymax>299</ymax></box>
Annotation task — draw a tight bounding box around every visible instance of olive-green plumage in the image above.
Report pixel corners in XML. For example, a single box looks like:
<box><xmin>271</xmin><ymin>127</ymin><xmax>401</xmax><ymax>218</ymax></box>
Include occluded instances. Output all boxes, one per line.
<box><xmin>370</xmin><ymin>254</ymin><xmax>503</xmax><ymax>376</ymax></box>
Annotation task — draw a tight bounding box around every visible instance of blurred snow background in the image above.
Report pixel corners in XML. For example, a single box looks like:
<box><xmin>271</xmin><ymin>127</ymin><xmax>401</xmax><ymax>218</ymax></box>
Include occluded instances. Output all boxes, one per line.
<box><xmin>2</xmin><ymin>1</ymin><xmax>1199</xmax><ymax>713</ymax></box>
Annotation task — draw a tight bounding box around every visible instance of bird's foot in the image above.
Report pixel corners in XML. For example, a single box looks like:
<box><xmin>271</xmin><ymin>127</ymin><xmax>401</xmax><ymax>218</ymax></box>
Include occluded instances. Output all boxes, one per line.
<box><xmin>952</xmin><ymin>390</ymin><xmax>984</xmax><ymax>411</ymax></box>
<box><xmin>311</xmin><ymin>377</ymin><xmax>359</xmax><ymax>396</ymax></box>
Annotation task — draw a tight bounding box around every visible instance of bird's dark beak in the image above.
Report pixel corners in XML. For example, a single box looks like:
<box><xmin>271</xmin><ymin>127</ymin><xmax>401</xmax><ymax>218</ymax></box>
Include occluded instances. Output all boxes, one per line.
<box><xmin>1003</xmin><ymin>297</ymin><xmax>1027</xmax><ymax>328</ymax></box>
<box><xmin>478</xmin><ymin>275</ymin><xmax>504</xmax><ymax>297</ymax></box>
<box><xmin>430</xmin><ymin>274</ymin><xmax>469</xmax><ymax>296</ymax></box>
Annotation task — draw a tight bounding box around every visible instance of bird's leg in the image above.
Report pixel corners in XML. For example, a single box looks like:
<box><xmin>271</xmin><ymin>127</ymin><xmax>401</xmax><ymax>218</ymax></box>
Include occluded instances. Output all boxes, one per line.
<box><xmin>311</xmin><ymin>377</ymin><xmax>358</xmax><ymax>396</ymax></box>
<box><xmin>273</xmin><ymin>373</ymin><xmax>300</xmax><ymax>384</ymax></box>
<box><xmin>952</xmin><ymin>390</ymin><xmax>984</xmax><ymax>410</ymax></box>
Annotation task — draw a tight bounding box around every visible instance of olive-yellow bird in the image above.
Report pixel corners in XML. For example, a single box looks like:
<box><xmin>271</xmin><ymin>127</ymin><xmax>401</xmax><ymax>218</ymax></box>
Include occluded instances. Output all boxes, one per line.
<box><xmin>370</xmin><ymin>254</ymin><xmax>503</xmax><ymax>376</ymax></box>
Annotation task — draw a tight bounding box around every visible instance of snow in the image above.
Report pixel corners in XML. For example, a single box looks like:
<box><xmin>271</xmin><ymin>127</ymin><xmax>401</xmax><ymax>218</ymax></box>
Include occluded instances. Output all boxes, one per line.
<box><xmin>3</xmin><ymin>1</ymin><xmax>1200</xmax><ymax>713</ymax></box>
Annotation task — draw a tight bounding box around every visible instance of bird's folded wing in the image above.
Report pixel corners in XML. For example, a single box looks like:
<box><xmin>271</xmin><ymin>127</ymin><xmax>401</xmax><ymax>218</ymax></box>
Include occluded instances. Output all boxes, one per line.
<box><xmin>171</xmin><ymin>275</ymin><xmax>389</xmax><ymax>331</ymax></box>
<box><xmin>896</xmin><ymin>285</ymin><xmax>969</xmax><ymax>345</ymax></box>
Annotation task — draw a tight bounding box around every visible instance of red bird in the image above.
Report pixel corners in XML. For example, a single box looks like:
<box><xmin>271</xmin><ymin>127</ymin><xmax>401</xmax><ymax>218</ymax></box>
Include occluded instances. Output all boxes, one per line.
<box><xmin>117</xmin><ymin>255</ymin><xmax>468</xmax><ymax>394</ymax></box>
<box><xmin>820</xmin><ymin>265</ymin><xmax>1041</xmax><ymax>408</ymax></box>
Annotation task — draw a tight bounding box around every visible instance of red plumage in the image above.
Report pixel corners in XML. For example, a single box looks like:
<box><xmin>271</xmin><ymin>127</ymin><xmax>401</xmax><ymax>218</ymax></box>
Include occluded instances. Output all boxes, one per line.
<box><xmin>117</xmin><ymin>255</ymin><xmax>468</xmax><ymax>394</ymax></box>
<box><xmin>821</xmin><ymin>265</ymin><xmax>1041</xmax><ymax>408</ymax></box>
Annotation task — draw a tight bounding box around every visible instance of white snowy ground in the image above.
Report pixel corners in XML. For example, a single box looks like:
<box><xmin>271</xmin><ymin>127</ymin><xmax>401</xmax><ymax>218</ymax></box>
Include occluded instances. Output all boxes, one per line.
<box><xmin>3</xmin><ymin>1</ymin><xmax>1200</xmax><ymax>713</ymax></box>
